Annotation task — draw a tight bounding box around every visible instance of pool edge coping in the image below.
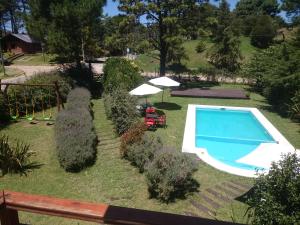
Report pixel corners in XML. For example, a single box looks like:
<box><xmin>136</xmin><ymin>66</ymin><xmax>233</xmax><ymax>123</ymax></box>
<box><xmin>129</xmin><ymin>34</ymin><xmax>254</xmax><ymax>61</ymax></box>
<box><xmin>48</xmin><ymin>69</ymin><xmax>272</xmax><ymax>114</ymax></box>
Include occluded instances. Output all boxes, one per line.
<box><xmin>182</xmin><ymin>104</ymin><xmax>296</xmax><ymax>178</ymax></box>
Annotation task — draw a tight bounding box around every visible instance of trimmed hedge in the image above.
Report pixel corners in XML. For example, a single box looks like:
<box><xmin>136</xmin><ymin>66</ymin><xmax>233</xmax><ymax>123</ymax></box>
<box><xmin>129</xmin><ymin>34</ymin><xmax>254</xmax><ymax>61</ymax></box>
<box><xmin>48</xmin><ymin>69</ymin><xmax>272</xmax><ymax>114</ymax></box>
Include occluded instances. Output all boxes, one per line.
<box><xmin>55</xmin><ymin>88</ymin><xmax>97</xmax><ymax>172</ymax></box>
<box><xmin>145</xmin><ymin>148</ymin><xmax>198</xmax><ymax>202</ymax></box>
<box><xmin>103</xmin><ymin>57</ymin><xmax>143</xmax><ymax>93</ymax></box>
<box><xmin>104</xmin><ymin>89</ymin><xmax>138</xmax><ymax>135</ymax></box>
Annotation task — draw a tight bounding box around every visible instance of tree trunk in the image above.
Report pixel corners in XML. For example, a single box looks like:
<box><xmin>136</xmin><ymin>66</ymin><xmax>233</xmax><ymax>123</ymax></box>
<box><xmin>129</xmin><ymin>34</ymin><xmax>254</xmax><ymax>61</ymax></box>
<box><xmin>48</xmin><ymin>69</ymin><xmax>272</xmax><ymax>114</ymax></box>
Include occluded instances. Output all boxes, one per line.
<box><xmin>159</xmin><ymin>46</ymin><xmax>167</xmax><ymax>76</ymax></box>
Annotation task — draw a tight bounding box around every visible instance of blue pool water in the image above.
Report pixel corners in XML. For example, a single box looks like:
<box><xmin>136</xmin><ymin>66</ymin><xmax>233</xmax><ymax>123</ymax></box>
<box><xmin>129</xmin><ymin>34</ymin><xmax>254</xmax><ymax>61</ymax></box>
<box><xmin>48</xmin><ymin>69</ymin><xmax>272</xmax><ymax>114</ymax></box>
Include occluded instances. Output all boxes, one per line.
<box><xmin>195</xmin><ymin>108</ymin><xmax>275</xmax><ymax>170</ymax></box>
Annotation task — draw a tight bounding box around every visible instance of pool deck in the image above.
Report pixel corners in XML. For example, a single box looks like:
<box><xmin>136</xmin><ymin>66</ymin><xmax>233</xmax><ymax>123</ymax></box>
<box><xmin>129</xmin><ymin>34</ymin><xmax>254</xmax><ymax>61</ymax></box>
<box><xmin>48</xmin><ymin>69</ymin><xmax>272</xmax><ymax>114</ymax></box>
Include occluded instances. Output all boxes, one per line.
<box><xmin>182</xmin><ymin>104</ymin><xmax>296</xmax><ymax>177</ymax></box>
<box><xmin>171</xmin><ymin>88</ymin><xmax>248</xmax><ymax>99</ymax></box>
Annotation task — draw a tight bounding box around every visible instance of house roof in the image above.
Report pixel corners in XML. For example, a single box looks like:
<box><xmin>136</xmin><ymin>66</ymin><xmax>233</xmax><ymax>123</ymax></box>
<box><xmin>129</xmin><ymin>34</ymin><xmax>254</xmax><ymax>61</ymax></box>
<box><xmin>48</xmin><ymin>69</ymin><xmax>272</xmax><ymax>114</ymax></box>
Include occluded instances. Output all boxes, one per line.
<box><xmin>8</xmin><ymin>33</ymin><xmax>40</xmax><ymax>44</ymax></box>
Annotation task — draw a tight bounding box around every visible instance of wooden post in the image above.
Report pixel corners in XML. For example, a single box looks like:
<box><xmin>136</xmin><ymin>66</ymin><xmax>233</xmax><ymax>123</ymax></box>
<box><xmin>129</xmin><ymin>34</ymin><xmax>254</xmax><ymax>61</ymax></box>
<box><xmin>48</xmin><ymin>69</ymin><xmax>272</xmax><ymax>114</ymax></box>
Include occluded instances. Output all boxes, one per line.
<box><xmin>0</xmin><ymin>209</ymin><xmax>20</xmax><ymax>225</ymax></box>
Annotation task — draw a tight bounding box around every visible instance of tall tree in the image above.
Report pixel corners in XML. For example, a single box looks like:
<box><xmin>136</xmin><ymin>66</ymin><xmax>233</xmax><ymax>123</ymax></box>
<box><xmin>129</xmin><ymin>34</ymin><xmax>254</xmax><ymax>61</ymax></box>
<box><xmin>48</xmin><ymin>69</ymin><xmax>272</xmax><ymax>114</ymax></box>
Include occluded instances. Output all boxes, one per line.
<box><xmin>26</xmin><ymin>0</ymin><xmax>105</xmax><ymax>67</ymax></box>
<box><xmin>250</xmin><ymin>15</ymin><xmax>276</xmax><ymax>48</ymax></box>
<box><xmin>282</xmin><ymin>0</ymin><xmax>300</xmax><ymax>24</ymax></box>
<box><xmin>209</xmin><ymin>0</ymin><xmax>242</xmax><ymax>72</ymax></box>
<box><xmin>118</xmin><ymin>0</ymin><xmax>204</xmax><ymax>76</ymax></box>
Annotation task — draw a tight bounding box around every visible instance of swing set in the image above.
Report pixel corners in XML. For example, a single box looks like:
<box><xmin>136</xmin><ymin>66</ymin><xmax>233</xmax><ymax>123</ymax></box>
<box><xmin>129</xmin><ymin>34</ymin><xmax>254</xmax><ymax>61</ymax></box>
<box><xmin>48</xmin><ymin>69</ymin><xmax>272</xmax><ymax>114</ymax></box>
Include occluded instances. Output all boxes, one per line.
<box><xmin>0</xmin><ymin>80</ymin><xmax>64</xmax><ymax>122</ymax></box>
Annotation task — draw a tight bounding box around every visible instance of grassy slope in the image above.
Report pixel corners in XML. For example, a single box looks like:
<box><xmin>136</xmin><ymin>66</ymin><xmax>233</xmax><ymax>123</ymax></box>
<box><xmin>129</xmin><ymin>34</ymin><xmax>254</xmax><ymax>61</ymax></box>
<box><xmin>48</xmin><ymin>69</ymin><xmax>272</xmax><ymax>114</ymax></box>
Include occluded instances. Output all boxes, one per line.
<box><xmin>11</xmin><ymin>53</ymin><xmax>56</xmax><ymax>66</ymax></box>
<box><xmin>0</xmin><ymin>85</ymin><xmax>299</xmax><ymax>224</ymax></box>
<box><xmin>135</xmin><ymin>37</ymin><xmax>256</xmax><ymax>72</ymax></box>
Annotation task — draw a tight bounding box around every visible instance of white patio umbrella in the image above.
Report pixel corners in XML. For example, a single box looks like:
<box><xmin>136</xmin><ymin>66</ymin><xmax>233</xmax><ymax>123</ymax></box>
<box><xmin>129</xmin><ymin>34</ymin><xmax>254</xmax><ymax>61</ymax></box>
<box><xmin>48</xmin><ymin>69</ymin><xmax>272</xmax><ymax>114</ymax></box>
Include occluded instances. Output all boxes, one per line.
<box><xmin>149</xmin><ymin>76</ymin><xmax>180</xmax><ymax>102</ymax></box>
<box><xmin>129</xmin><ymin>83</ymin><xmax>162</xmax><ymax>103</ymax></box>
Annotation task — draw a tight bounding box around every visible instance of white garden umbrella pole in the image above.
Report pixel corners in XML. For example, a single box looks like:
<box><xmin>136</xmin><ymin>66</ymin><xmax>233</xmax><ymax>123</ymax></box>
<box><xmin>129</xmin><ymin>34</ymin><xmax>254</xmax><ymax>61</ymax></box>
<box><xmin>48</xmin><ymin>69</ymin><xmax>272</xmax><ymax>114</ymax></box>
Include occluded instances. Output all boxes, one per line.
<box><xmin>149</xmin><ymin>76</ymin><xmax>180</xmax><ymax>102</ymax></box>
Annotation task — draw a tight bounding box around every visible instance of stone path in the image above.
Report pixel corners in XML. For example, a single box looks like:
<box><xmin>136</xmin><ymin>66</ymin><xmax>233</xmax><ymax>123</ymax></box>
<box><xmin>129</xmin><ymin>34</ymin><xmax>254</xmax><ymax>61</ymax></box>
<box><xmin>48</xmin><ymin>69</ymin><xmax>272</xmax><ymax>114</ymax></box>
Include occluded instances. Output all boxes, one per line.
<box><xmin>184</xmin><ymin>180</ymin><xmax>252</xmax><ymax>218</ymax></box>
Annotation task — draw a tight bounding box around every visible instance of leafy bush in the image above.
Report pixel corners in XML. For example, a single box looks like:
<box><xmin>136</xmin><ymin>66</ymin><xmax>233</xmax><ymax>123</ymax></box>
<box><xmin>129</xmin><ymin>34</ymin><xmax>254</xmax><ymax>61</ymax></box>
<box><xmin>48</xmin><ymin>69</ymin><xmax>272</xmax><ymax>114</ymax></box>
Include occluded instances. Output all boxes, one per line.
<box><xmin>109</xmin><ymin>89</ymin><xmax>138</xmax><ymax>135</ymax></box>
<box><xmin>145</xmin><ymin>148</ymin><xmax>198</xmax><ymax>202</ymax></box>
<box><xmin>103</xmin><ymin>93</ymin><xmax>113</xmax><ymax>119</ymax></box>
<box><xmin>247</xmin><ymin>153</ymin><xmax>300</xmax><ymax>225</ymax></box>
<box><xmin>55</xmin><ymin>88</ymin><xmax>97</xmax><ymax>172</ymax></box>
<box><xmin>8</xmin><ymin>71</ymin><xmax>73</xmax><ymax>116</ymax></box>
<box><xmin>196</xmin><ymin>41</ymin><xmax>206</xmax><ymax>53</ymax></box>
<box><xmin>126</xmin><ymin>134</ymin><xmax>162</xmax><ymax>172</ymax></box>
<box><xmin>120</xmin><ymin>122</ymin><xmax>147</xmax><ymax>158</ymax></box>
<box><xmin>250</xmin><ymin>15</ymin><xmax>276</xmax><ymax>48</ymax></box>
<box><xmin>0</xmin><ymin>135</ymin><xmax>40</xmax><ymax>176</ymax></box>
<box><xmin>0</xmin><ymin>93</ymin><xmax>9</xmax><ymax>121</ymax></box>
<box><xmin>103</xmin><ymin>57</ymin><xmax>143</xmax><ymax>93</ymax></box>
<box><xmin>66</xmin><ymin>87</ymin><xmax>91</xmax><ymax>111</ymax></box>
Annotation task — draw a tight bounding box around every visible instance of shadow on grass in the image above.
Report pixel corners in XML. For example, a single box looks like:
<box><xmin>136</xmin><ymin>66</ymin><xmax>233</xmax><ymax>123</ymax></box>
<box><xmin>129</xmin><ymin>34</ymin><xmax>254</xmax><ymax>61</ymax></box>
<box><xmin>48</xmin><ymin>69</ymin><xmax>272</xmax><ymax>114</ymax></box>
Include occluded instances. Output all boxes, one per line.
<box><xmin>166</xmin><ymin>63</ymin><xmax>191</xmax><ymax>74</ymax></box>
<box><xmin>153</xmin><ymin>102</ymin><xmax>182</xmax><ymax>111</ymax></box>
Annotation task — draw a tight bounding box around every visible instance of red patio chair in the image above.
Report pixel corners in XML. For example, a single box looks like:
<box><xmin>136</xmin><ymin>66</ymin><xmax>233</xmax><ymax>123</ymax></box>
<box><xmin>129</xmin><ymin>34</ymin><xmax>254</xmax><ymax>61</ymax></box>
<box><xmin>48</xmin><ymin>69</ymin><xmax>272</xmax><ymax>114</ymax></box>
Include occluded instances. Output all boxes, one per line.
<box><xmin>156</xmin><ymin>115</ymin><xmax>166</xmax><ymax>128</ymax></box>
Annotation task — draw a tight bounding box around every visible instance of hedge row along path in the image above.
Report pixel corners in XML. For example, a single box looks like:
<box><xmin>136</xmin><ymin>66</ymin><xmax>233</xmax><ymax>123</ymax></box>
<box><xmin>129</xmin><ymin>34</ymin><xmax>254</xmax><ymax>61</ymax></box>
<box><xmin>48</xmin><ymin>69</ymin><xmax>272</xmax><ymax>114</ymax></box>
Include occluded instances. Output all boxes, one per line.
<box><xmin>184</xmin><ymin>181</ymin><xmax>252</xmax><ymax>218</ymax></box>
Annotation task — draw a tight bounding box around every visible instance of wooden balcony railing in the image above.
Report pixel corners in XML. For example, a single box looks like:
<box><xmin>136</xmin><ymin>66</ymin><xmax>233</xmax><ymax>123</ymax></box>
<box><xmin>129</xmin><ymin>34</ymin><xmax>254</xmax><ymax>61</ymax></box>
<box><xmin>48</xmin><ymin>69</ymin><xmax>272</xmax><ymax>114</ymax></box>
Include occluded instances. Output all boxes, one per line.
<box><xmin>0</xmin><ymin>190</ymin><xmax>243</xmax><ymax>225</ymax></box>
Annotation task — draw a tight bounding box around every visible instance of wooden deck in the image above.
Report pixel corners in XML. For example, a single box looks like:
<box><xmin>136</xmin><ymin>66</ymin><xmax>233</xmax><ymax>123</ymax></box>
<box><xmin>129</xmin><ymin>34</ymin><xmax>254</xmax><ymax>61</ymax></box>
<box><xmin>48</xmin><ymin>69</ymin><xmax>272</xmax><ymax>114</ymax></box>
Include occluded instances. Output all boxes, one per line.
<box><xmin>171</xmin><ymin>88</ymin><xmax>248</xmax><ymax>99</ymax></box>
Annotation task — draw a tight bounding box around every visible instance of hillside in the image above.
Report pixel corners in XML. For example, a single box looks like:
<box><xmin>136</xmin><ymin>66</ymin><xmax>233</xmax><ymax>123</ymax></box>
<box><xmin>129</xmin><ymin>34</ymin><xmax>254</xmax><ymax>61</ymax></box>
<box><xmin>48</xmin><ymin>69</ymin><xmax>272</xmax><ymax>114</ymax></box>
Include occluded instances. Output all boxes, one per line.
<box><xmin>135</xmin><ymin>37</ymin><xmax>257</xmax><ymax>73</ymax></box>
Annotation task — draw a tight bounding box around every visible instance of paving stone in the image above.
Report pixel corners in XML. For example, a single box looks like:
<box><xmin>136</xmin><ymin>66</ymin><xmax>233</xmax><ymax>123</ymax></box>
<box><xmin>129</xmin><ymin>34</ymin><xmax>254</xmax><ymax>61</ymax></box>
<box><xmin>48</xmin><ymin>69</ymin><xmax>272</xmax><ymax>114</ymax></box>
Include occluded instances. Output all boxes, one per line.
<box><xmin>227</xmin><ymin>181</ymin><xmax>251</xmax><ymax>192</ymax></box>
<box><xmin>215</xmin><ymin>185</ymin><xmax>240</xmax><ymax>198</ymax></box>
<box><xmin>190</xmin><ymin>200</ymin><xmax>215</xmax><ymax>217</ymax></box>
<box><xmin>206</xmin><ymin>188</ymin><xmax>230</xmax><ymax>203</ymax></box>
<box><xmin>197</xmin><ymin>193</ymin><xmax>221</xmax><ymax>209</ymax></box>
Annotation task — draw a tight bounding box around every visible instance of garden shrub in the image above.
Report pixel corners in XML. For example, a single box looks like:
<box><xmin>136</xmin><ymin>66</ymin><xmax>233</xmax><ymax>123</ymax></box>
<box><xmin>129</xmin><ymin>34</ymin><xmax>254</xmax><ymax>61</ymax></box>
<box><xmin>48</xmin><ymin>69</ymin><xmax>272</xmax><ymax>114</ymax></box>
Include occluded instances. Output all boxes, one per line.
<box><xmin>247</xmin><ymin>153</ymin><xmax>300</xmax><ymax>225</ymax></box>
<box><xmin>145</xmin><ymin>148</ymin><xmax>198</xmax><ymax>202</ymax></box>
<box><xmin>196</xmin><ymin>41</ymin><xmax>206</xmax><ymax>53</ymax></box>
<box><xmin>103</xmin><ymin>57</ymin><xmax>143</xmax><ymax>93</ymax></box>
<box><xmin>110</xmin><ymin>89</ymin><xmax>138</xmax><ymax>135</ymax></box>
<box><xmin>126</xmin><ymin>134</ymin><xmax>162</xmax><ymax>172</ymax></box>
<box><xmin>103</xmin><ymin>93</ymin><xmax>113</xmax><ymax>119</ymax></box>
<box><xmin>0</xmin><ymin>135</ymin><xmax>40</xmax><ymax>176</ymax></box>
<box><xmin>55</xmin><ymin>88</ymin><xmax>97</xmax><ymax>172</ymax></box>
<box><xmin>66</xmin><ymin>87</ymin><xmax>91</xmax><ymax>111</ymax></box>
<box><xmin>120</xmin><ymin>122</ymin><xmax>147</xmax><ymax>158</ymax></box>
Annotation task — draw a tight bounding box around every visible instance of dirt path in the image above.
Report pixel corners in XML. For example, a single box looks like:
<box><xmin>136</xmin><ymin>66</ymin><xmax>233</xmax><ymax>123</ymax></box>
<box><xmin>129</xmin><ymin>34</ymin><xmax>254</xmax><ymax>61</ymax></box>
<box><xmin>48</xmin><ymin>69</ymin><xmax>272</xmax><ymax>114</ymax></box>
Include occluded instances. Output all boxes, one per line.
<box><xmin>1</xmin><ymin>65</ymin><xmax>58</xmax><ymax>91</ymax></box>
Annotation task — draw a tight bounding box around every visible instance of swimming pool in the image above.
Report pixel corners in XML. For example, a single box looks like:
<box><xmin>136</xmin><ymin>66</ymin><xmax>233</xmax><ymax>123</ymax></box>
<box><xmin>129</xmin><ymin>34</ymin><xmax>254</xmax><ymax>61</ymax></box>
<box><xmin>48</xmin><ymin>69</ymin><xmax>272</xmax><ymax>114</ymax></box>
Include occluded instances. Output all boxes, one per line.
<box><xmin>182</xmin><ymin>105</ymin><xmax>295</xmax><ymax>177</ymax></box>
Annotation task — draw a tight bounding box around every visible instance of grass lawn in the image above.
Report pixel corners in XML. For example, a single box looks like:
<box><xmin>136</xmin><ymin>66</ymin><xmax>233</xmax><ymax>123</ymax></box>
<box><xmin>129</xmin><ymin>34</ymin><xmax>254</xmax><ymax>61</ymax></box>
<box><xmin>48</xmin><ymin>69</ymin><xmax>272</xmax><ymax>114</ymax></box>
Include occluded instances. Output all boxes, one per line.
<box><xmin>0</xmin><ymin>67</ymin><xmax>24</xmax><ymax>79</ymax></box>
<box><xmin>135</xmin><ymin>37</ymin><xmax>256</xmax><ymax>73</ymax></box>
<box><xmin>0</xmin><ymin>84</ymin><xmax>299</xmax><ymax>224</ymax></box>
<box><xmin>11</xmin><ymin>53</ymin><xmax>56</xmax><ymax>66</ymax></box>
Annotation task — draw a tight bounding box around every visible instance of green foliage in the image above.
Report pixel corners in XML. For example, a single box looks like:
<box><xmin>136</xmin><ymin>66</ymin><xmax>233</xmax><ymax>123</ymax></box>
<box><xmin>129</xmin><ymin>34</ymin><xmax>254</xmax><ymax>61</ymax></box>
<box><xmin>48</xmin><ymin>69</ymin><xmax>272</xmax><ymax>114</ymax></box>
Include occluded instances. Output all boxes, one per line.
<box><xmin>209</xmin><ymin>27</ymin><xmax>242</xmax><ymax>72</ymax></box>
<box><xmin>250</xmin><ymin>15</ymin><xmax>276</xmax><ymax>48</ymax></box>
<box><xmin>66</xmin><ymin>87</ymin><xmax>91</xmax><ymax>112</ymax></box>
<box><xmin>26</xmin><ymin>0</ymin><xmax>105</xmax><ymax>64</ymax></box>
<box><xmin>243</xmin><ymin>38</ymin><xmax>300</xmax><ymax>115</ymax></box>
<box><xmin>0</xmin><ymin>135</ymin><xmax>40</xmax><ymax>176</ymax></box>
<box><xmin>289</xmin><ymin>91</ymin><xmax>300</xmax><ymax>119</ymax></box>
<box><xmin>103</xmin><ymin>57</ymin><xmax>142</xmax><ymax>93</ymax></box>
<box><xmin>104</xmin><ymin>89</ymin><xmax>138</xmax><ymax>135</ymax></box>
<box><xmin>126</xmin><ymin>134</ymin><xmax>162</xmax><ymax>172</ymax></box>
<box><xmin>196</xmin><ymin>41</ymin><xmax>206</xmax><ymax>53</ymax></box>
<box><xmin>55</xmin><ymin>88</ymin><xmax>97</xmax><ymax>172</ymax></box>
<box><xmin>247</xmin><ymin>153</ymin><xmax>300</xmax><ymax>225</ymax></box>
<box><xmin>118</xmin><ymin>0</ymin><xmax>204</xmax><ymax>75</ymax></box>
<box><xmin>120</xmin><ymin>122</ymin><xmax>147</xmax><ymax>158</ymax></box>
<box><xmin>235</xmin><ymin>0</ymin><xmax>279</xmax><ymax>18</ymax></box>
<box><xmin>0</xmin><ymin>93</ymin><xmax>9</xmax><ymax>121</ymax></box>
<box><xmin>145</xmin><ymin>148</ymin><xmax>198</xmax><ymax>202</ymax></box>
<box><xmin>8</xmin><ymin>71</ymin><xmax>73</xmax><ymax>116</ymax></box>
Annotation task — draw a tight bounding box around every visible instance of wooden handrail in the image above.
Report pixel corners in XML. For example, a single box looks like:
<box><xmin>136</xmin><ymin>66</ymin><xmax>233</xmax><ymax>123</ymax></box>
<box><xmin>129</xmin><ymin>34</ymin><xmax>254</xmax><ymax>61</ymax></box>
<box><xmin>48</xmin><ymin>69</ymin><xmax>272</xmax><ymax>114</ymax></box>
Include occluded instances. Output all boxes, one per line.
<box><xmin>0</xmin><ymin>190</ymin><xmax>243</xmax><ymax>225</ymax></box>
